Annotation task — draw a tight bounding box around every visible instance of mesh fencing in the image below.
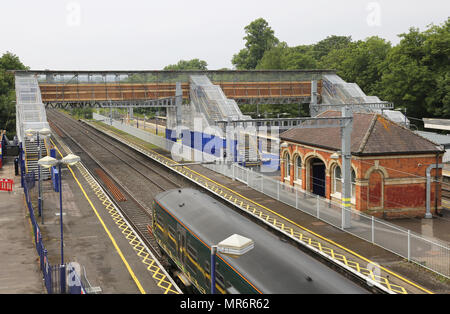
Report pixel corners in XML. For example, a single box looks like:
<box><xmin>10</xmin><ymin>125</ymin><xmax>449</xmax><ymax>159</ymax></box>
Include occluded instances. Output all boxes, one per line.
<box><xmin>204</xmin><ymin>162</ymin><xmax>450</xmax><ymax>279</ymax></box>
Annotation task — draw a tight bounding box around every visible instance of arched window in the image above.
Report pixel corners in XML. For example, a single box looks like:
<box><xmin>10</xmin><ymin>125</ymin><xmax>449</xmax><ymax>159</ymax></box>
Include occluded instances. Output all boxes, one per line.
<box><xmin>294</xmin><ymin>155</ymin><xmax>302</xmax><ymax>182</ymax></box>
<box><xmin>284</xmin><ymin>152</ymin><xmax>290</xmax><ymax>179</ymax></box>
<box><xmin>334</xmin><ymin>165</ymin><xmax>342</xmax><ymax>194</ymax></box>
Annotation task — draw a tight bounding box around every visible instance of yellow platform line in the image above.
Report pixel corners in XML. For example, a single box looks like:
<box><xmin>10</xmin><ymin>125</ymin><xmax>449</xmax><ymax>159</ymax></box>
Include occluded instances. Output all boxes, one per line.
<box><xmin>50</xmin><ymin>136</ymin><xmax>179</xmax><ymax>294</ymax></box>
<box><xmin>49</xmin><ymin>138</ymin><xmax>146</xmax><ymax>294</ymax></box>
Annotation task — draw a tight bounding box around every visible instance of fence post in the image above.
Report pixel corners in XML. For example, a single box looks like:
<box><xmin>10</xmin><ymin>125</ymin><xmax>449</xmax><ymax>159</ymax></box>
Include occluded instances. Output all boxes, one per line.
<box><xmin>316</xmin><ymin>195</ymin><xmax>320</xmax><ymax>219</ymax></box>
<box><xmin>60</xmin><ymin>264</ymin><xmax>66</xmax><ymax>294</ymax></box>
<box><xmin>261</xmin><ymin>174</ymin><xmax>263</xmax><ymax>192</ymax></box>
<box><xmin>295</xmin><ymin>188</ymin><xmax>298</xmax><ymax>208</ymax></box>
<box><xmin>232</xmin><ymin>163</ymin><xmax>235</xmax><ymax>181</ymax></box>
<box><xmin>44</xmin><ymin>249</ymin><xmax>52</xmax><ymax>294</ymax></box>
<box><xmin>371</xmin><ymin>216</ymin><xmax>375</xmax><ymax>244</ymax></box>
<box><xmin>277</xmin><ymin>181</ymin><xmax>280</xmax><ymax>200</ymax></box>
<box><xmin>247</xmin><ymin>168</ymin><xmax>250</xmax><ymax>187</ymax></box>
<box><xmin>407</xmin><ymin>230</ymin><xmax>411</xmax><ymax>261</ymax></box>
<box><xmin>38</xmin><ymin>233</ymin><xmax>43</xmax><ymax>271</ymax></box>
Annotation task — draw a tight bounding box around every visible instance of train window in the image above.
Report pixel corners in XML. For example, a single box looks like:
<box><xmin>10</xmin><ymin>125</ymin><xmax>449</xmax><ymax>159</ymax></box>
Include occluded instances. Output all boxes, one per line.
<box><xmin>167</xmin><ymin>225</ymin><xmax>176</xmax><ymax>248</ymax></box>
<box><xmin>168</xmin><ymin>225</ymin><xmax>176</xmax><ymax>237</ymax></box>
<box><xmin>156</xmin><ymin>212</ymin><xmax>164</xmax><ymax>226</ymax></box>
<box><xmin>215</xmin><ymin>271</ymin><xmax>226</xmax><ymax>290</ymax></box>
<box><xmin>186</xmin><ymin>260</ymin><xmax>197</xmax><ymax>276</ymax></box>
<box><xmin>185</xmin><ymin>241</ymin><xmax>198</xmax><ymax>276</ymax></box>
<box><xmin>187</xmin><ymin>242</ymin><xmax>198</xmax><ymax>261</ymax></box>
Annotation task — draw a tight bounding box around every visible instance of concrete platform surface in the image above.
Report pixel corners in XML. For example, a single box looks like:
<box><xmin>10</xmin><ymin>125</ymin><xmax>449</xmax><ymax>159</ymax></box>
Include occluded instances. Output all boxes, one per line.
<box><xmin>0</xmin><ymin>158</ymin><xmax>44</xmax><ymax>294</ymax></box>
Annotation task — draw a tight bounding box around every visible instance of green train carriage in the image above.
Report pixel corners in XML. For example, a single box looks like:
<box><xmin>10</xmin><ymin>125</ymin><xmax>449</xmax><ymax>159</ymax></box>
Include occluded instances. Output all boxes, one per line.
<box><xmin>151</xmin><ymin>188</ymin><xmax>368</xmax><ymax>294</ymax></box>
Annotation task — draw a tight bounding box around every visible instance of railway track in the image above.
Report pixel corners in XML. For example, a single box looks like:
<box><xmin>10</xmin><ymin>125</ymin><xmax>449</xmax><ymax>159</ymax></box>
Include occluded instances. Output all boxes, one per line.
<box><xmin>46</xmin><ymin>109</ymin><xmax>189</xmax><ymax>262</ymax></box>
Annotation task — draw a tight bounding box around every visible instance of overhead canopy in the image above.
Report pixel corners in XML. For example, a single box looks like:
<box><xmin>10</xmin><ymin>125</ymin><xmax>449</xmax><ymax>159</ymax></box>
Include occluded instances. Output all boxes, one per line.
<box><xmin>423</xmin><ymin>118</ymin><xmax>450</xmax><ymax>131</ymax></box>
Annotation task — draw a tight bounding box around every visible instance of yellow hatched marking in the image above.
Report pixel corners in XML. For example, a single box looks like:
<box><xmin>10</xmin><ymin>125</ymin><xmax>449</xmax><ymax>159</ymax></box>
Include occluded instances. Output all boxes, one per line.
<box><xmin>76</xmin><ymin>163</ymin><xmax>179</xmax><ymax>294</ymax></box>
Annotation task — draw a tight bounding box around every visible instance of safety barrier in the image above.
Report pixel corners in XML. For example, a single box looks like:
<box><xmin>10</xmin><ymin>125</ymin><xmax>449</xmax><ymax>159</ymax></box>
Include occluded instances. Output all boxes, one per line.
<box><xmin>19</xmin><ymin>144</ymin><xmax>86</xmax><ymax>294</ymax></box>
<box><xmin>0</xmin><ymin>178</ymin><xmax>13</xmax><ymax>192</ymax></box>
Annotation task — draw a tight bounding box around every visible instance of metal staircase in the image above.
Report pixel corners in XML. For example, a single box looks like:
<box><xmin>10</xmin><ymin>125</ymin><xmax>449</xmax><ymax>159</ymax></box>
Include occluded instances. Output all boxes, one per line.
<box><xmin>24</xmin><ymin>137</ymin><xmax>51</xmax><ymax>180</ymax></box>
<box><xmin>187</xmin><ymin>75</ymin><xmax>261</xmax><ymax>167</ymax></box>
<box><xmin>237</xmin><ymin>132</ymin><xmax>261</xmax><ymax>168</ymax></box>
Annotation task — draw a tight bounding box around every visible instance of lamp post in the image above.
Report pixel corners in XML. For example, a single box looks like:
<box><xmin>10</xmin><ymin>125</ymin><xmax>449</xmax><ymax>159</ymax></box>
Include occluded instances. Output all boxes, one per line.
<box><xmin>210</xmin><ymin>234</ymin><xmax>254</xmax><ymax>294</ymax></box>
<box><xmin>26</xmin><ymin>128</ymin><xmax>51</xmax><ymax>224</ymax></box>
<box><xmin>39</xmin><ymin>153</ymin><xmax>80</xmax><ymax>293</ymax></box>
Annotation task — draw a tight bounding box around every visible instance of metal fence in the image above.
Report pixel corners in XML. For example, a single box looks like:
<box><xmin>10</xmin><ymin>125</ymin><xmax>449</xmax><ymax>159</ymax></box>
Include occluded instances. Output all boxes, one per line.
<box><xmin>205</xmin><ymin>162</ymin><xmax>450</xmax><ymax>279</ymax></box>
<box><xmin>92</xmin><ymin>113</ymin><xmax>450</xmax><ymax>279</ymax></box>
<box><xmin>19</xmin><ymin>143</ymin><xmax>87</xmax><ymax>294</ymax></box>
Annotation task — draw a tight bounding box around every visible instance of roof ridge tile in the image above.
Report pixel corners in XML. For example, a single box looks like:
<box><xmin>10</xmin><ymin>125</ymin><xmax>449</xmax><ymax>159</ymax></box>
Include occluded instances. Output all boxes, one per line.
<box><xmin>357</xmin><ymin>113</ymin><xmax>378</xmax><ymax>154</ymax></box>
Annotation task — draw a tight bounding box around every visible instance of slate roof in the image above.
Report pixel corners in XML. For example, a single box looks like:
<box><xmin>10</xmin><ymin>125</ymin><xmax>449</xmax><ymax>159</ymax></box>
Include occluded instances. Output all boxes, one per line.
<box><xmin>280</xmin><ymin>111</ymin><xmax>444</xmax><ymax>156</ymax></box>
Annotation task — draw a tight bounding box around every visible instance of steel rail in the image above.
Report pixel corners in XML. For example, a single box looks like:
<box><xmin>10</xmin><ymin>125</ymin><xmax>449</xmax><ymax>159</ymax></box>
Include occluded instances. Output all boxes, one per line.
<box><xmin>47</xmin><ymin>110</ymin><xmax>180</xmax><ymax>191</ymax></box>
<box><xmin>48</xmin><ymin>112</ymin><xmax>165</xmax><ymax>259</ymax></box>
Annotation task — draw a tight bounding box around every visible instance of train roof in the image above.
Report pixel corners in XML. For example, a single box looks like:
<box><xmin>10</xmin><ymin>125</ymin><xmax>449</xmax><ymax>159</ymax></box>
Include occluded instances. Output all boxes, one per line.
<box><xmin>155</xmin><ymin>188</ymin><xmax>368</xmax><ymax>294</ymax></box>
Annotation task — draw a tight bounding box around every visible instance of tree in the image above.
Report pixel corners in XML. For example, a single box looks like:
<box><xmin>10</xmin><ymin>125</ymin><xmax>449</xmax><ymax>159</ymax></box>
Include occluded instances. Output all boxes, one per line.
<box><xmin>163</xmin><ymin>59</ymin><xmax>208</xmax><ymax>70</ymax></box>
<box><xmin>0</xmin><ymin>52</ymin><xmax>27</xmax><ymax>137</ymax></box>
<box><xmin>232</xmin><ymin>18</ymin><xmax>279</xmax><ymax>69</ymax></box>
<box><xmin>320</xmin><ymin>36</ymin><xmax>392</xmax><ymax>95</ymax></box>
<box><xmin>256</xmin><ymin>43</ymin><xmax>318</xmax><ymax>70</ymax></box>
<box><xmin>313</xmin><ymin>35</ymin><xmax>352</xmax><ymax>60</ymax></box>
<box><xmin>378</xmin><ymin>19</ymin><xmax>450</xmax><ymax>118</ymax></box>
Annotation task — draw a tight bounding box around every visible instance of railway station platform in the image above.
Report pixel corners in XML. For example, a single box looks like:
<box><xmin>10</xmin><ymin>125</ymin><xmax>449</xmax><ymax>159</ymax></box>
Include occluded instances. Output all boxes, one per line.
<box><xmin>0</xmin><ymin>157</ymin><xmax>44</xmax><ymax>293</ymax></box>
<box><xmin>86</xmin><ymin>119</ymin><xmax>450</xmax><ymax>294</ymax></box>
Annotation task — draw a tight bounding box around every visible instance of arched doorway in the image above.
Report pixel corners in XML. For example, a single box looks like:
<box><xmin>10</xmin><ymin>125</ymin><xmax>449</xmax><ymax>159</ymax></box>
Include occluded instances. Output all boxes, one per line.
<box><xmin>310</xmin><ymin>158</ymin><xmax>326</xmax><ymax>197</ymax></box>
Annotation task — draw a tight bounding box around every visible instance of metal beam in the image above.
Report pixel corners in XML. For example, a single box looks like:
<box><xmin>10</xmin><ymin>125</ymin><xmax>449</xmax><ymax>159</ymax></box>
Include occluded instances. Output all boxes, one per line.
<box><xmin>44</xmin><ymin>97</ymin><xmax>178</xmax><ymax>109</ymax></box>
<box><xmin>12</xmin><ymin>69</ymin><xmax>337</xmax><ymax>76</ymax></box>
<box><xmin>311</xmin><ymin>102</ymin><xmax>394</xmax><ymax>113</ymax></box>
<box><xmin>215</xmin><ymin>116</ymin><xmax>352</xmax><ymax>129</ymax></box>
<box><xmin>234</xmin><ymin>96</ymin><xmax>312</xmax><ymax>105</ymax></box>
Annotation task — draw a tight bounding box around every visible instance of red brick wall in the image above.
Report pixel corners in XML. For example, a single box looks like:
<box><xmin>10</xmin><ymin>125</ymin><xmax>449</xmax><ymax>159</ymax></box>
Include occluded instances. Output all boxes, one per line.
<box><xmin>281</xmin><ymin>142</ymin><xmax>443</xmax><ymax>218</ymax></box>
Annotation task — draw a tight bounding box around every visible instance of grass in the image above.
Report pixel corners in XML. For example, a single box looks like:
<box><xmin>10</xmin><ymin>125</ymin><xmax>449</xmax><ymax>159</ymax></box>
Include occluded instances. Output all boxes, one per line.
<box><xmin>89</xmin><ymin>120</ymin><xmax>161</xmax><ymax>151</ymax></box>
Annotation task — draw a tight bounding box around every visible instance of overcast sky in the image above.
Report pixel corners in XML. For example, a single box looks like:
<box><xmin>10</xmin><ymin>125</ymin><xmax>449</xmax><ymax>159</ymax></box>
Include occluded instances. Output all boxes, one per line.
<box><xmin>0</xmin><ymin>0</ymin><xmax>448</xmax><ymax>70</ymax></box>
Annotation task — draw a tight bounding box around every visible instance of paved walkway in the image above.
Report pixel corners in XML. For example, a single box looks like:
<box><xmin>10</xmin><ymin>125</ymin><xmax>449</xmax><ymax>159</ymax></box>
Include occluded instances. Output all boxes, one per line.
<box><xmin>0</xmin><ymin>157</ymin><xmax>44</xmax><ymax>293</ymax></box>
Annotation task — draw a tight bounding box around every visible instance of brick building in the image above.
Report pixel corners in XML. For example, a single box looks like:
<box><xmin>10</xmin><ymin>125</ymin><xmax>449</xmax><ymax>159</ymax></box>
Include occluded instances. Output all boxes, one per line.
<box><xmin>279</xmin><ymin>111</ymin><xmax>445</xmax><ymax>218</ymax></box>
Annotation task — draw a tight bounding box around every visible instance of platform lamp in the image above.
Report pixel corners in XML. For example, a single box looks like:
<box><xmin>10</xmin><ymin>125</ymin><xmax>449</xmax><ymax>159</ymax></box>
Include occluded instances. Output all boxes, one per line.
<box><xmin>26</xmin><ymin>127</ymin><xmax>52</xmax><ymax>224</ymax></box>
<box><xmin>39</xmin><ymin>153</ymin><xmax>80</xmax><ymax>292</ymax></box>
<box><xmin>210</xmin><ymin>234</ymin><xmax>254</xmax><ymax>294</ymax></box>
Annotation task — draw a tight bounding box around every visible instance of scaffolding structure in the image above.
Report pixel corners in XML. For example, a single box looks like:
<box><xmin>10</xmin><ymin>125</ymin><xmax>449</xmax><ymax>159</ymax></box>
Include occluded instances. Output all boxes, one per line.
<box><xmin>15</xmin><ymin>74</ymin><xmax>50</xmax><ymax>142</ymax></box>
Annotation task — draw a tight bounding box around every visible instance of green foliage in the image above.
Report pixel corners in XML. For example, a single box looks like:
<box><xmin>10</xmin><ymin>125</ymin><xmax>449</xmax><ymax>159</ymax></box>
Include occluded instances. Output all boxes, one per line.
<box><xmin>232</xmin><ymin>18</ymin><xmax>279</xmax><ymax>69</ymax></box>
<box><xmin>257</xmin><ymin>43</ymin><xmax>318</xmax><ymax>70</ymax></box>
<box><xmin>378</xmin><ymin>19</ymin><xmax>450</xmax><ymax>118</ymax></box>
<box><xmin>163</xmin><ymin>59</ymin><xmax>208</xmax><ymax>70</ymax></box>
<box><xmin>313</xmin><ymin>35</ymin><xmax>353</xmax><ymax>60</ymax></box>
<box><xmin>0</xmin><ymin>52</ymin><xmax>27</xmax><ymax>137</ymax></box>
<box><xmin>241</xmin><ymin>17</ymin><xmax>449</xmax><ymax>120</ymax></box>
<box><xmin>320</xmin><ymin>36</ymin><xmax>392</xmax><ymax>95</ymax></box>
<box><xmin>70</xmin><ymin>108</ymin><xmax>94</xmax><ymax>119</ymax></box>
